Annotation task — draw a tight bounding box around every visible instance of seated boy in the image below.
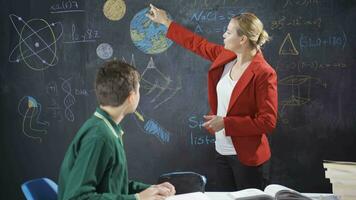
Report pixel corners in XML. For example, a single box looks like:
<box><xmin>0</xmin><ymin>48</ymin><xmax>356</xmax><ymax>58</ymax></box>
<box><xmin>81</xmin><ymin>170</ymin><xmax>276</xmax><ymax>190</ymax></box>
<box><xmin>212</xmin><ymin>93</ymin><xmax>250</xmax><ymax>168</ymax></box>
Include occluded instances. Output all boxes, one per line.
<box><xmin>58</xmin><ymin>60</ymin><xmax>175</xmax><ymax>200</ymax></box>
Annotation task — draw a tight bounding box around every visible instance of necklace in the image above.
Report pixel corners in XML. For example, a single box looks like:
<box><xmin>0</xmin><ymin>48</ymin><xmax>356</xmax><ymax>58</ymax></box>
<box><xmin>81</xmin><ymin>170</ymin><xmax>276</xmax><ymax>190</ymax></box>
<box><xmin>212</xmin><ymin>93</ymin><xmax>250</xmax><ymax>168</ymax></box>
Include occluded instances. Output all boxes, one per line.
<box><xmin>230</xmin><ymin>61</ymin><xmax>251</xmax><ymax>81</ymax></box>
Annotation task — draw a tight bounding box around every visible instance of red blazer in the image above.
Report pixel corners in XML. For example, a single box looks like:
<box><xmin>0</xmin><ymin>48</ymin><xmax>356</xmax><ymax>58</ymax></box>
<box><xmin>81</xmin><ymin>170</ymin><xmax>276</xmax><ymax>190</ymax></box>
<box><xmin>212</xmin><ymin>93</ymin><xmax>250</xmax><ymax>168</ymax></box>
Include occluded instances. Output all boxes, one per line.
<box><xmin>167</xmin><ymin>22</ymin><xmax>278</xmax><ymax>166</ymax></box>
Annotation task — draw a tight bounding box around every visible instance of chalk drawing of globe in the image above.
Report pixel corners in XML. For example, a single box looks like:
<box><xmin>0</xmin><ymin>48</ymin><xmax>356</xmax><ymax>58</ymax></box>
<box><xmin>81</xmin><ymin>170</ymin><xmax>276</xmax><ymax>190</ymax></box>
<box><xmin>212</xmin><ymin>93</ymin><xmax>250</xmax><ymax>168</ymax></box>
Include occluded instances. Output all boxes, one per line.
<box><xmin>8</xmin><ymin>14</ymin><xmax>63</xmax><ymax>71</ymax></box>
<box><xmin>130</xmin><ymin>8</ymin><xmax>173</xmax><ymax>54</ymax></box>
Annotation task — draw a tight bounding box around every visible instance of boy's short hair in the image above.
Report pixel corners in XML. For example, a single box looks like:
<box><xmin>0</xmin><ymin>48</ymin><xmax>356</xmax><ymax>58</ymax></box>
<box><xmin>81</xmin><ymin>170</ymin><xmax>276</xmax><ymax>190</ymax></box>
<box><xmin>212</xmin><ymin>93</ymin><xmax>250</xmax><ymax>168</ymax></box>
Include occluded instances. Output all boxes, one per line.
<box><xmin>95</xmin><ymin>60</ymin><xmax>140</xmax><ymax>107</ymax></box>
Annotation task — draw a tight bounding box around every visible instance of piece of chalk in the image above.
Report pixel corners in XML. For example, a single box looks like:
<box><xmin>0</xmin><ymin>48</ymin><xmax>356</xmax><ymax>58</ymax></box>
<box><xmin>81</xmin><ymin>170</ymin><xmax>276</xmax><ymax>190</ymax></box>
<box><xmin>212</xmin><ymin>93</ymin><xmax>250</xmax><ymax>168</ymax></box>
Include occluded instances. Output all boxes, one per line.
<box><xmin>134</xmin><ymin>111</ymin><xmax>144</xmax><ymax>121</ymax></box>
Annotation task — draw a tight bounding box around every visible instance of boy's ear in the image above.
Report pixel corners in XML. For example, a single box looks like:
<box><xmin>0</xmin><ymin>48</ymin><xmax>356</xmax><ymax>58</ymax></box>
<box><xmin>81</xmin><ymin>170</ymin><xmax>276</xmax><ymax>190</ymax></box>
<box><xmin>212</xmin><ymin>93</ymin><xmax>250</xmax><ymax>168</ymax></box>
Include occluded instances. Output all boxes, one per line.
<box><xmin>127</xmin><ymin>91</ymin><xmax>135</xmax><ymax>103</ymax></box>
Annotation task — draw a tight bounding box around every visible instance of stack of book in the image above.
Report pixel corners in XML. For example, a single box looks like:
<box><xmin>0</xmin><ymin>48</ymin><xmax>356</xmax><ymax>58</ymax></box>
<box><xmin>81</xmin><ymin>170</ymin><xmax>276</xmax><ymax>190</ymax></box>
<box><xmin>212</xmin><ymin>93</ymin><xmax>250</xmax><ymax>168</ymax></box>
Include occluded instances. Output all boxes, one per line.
<box><xmin>323</xmin><ymin>160</ymin><xmax>356</xmax><ymax>200</ymax></box>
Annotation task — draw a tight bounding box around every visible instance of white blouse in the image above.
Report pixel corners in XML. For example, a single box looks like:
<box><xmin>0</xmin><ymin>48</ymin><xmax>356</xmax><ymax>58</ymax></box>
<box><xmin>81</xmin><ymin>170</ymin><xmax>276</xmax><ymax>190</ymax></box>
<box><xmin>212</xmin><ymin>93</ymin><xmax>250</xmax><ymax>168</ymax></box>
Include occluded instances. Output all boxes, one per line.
<box><xmin>215</xmin><ymin>59</ymin><xmax>250</xmax><ymax>155</ymax></box>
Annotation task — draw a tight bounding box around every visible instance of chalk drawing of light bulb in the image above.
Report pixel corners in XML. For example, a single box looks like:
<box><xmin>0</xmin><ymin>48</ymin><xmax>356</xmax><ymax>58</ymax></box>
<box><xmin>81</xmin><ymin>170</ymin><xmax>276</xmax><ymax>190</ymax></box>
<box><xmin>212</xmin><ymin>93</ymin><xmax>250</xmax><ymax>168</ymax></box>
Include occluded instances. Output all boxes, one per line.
<box><xmin>17</xmin><ymin>96</ymin><xmax>49</xmax><ymax>142</ymax></box>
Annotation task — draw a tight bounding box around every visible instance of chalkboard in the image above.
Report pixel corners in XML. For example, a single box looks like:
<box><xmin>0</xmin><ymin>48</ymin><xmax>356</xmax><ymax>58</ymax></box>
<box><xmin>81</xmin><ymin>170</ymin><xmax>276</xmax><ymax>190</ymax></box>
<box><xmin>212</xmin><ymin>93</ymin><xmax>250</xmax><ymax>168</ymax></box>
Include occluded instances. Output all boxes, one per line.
<box><xmin>1</xmin><ymin>0</ymin><xmax>356</xmax><ymax>199</ymax></box>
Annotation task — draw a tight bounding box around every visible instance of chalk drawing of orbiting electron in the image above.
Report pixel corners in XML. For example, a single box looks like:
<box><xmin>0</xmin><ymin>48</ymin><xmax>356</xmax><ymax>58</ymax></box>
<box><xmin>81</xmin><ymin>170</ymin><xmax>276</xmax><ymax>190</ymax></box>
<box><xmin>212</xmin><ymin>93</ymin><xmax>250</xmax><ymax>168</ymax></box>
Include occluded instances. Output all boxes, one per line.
<box><xmin>8</xmin><ymin>14</ymin><xmax>63</xmax><ymax>71</ymax></box>
<box><xmin>17</xmin><ymin>96</ymin><xmax>49</xmax><ymax>142</ymax></box>
<box><xmin>61</xmin><ymin>78</ymin><xmax>76</xmax><ymax>122</ymax></box>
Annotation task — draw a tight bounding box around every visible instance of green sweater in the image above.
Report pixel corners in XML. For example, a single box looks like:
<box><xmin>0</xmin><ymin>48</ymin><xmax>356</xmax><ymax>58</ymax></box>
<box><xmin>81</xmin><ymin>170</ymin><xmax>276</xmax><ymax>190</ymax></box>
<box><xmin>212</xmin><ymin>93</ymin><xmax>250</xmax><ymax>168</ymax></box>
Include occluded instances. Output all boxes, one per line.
<box><xmin>58</xmin><ymin>108</ymin><xmax>150</xmax><ymax>200</ymax></box>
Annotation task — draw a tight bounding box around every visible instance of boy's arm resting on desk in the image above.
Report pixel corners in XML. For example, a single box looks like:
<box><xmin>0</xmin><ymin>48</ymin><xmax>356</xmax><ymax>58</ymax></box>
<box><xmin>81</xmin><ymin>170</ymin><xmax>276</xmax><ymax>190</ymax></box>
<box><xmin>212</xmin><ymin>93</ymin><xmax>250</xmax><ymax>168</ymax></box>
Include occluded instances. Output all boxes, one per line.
<box><xmin>128</xmin><ymin>180</ymin><xmax>151</xmax><ymax>194</ymax></box>
<box><xmin>166</xmin><ymin>22</ymin><xmax>224</xmax><ymax>62</ymax></box>
<box><xmin>59</xmin><ymin>137</ymin><xmax>136</xmax><ymax>200</ymax></box>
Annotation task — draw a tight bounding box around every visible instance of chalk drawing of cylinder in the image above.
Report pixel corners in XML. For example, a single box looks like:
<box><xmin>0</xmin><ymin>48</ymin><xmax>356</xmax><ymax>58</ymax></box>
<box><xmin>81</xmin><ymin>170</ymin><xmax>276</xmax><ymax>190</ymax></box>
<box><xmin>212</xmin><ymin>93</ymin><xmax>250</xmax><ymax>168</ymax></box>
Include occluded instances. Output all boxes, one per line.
<box><xmin>144</xmin><ymin>119</ymin><xmax>170</xmax><ymax>143</ymax></box>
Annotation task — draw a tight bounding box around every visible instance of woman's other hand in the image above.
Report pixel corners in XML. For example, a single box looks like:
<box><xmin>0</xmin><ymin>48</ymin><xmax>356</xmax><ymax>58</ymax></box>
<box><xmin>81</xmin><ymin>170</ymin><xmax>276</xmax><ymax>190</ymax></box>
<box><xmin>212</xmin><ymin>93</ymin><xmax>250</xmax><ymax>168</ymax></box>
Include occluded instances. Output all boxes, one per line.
<box><xmin>203</xmin><ymin>115</ymin><xmax>225</xmax><ymax>132</ymax></box>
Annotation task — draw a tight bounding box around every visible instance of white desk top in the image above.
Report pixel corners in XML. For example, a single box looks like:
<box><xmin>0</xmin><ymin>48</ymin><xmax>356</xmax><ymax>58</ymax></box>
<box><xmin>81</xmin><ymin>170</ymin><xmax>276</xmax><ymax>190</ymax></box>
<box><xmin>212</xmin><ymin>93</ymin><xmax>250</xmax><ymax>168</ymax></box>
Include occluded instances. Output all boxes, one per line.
<box><xmin>205</xmin><ymin>192</ymin><xmax>339</xmax><ymax>200</ymax></box>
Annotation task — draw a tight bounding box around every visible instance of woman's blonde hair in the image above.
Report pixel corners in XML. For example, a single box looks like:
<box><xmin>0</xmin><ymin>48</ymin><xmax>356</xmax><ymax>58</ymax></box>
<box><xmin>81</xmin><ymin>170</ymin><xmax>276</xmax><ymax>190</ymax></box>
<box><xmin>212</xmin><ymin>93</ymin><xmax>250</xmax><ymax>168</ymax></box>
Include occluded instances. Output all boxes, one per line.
<box><xmin>232</xmin><ymin>13</ymin><xmax>270</xmax><ymax>49</ymax></box>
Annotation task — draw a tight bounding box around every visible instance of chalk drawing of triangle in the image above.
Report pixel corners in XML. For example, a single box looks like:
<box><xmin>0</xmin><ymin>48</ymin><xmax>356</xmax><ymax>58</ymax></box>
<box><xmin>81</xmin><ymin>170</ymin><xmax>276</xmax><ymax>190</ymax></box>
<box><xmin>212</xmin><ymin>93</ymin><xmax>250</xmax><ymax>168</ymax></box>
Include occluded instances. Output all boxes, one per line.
<box><xmin>279</xmin><ymin>33</ymin><xmax>299</xmax><ymax>55</ymax></box>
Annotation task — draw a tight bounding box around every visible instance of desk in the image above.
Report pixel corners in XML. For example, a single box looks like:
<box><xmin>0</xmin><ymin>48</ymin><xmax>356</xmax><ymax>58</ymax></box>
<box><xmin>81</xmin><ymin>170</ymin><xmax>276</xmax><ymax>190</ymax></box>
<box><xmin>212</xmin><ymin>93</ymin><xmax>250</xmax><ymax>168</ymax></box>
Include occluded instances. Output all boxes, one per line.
<box><xmin>205</xmin><ymin>192</ymin><xmax>339</xmax><ymax>200</ymax></box>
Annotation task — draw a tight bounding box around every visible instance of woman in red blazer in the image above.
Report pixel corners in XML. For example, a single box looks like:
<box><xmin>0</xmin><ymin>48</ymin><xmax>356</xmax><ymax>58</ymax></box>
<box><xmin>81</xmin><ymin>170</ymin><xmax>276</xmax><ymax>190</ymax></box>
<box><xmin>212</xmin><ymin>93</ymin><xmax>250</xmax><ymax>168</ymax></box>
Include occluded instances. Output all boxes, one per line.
<box><xmin>148</xmin><ymin>4</ymin><xmax>278</xmax><ymax>191</ymax></box>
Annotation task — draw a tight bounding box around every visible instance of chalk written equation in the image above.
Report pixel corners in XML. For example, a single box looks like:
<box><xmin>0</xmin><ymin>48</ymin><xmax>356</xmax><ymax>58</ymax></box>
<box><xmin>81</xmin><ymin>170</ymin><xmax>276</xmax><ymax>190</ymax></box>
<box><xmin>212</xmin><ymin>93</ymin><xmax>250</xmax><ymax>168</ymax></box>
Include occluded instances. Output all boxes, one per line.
<box><xmin>191</xmin><ymin>9</ymin><xmax>236</xmax><ymax>22</ymax></box>
<box><xmin>50</xmin><ymin>0</ymin><xmax>84</xmax><ymax>14</ymax></box>
<box><xmin>299</xmin><ymin>31</ymin><xmax>347</xmax><ymax>50</ymax></box>
<box><xmin>63</xmin><ymin>24</ymin><xmax>100</xmax><ymax>44</ymax></box>
<box><xmin>188</xmin><ymin>0</ymin><xmax>240</xmax><ymax>9</ymax></box>
<box><xmin>276</xmin><ymin>60</ymin><xmax>348</xmax><ymax>72</ymax></box>
<box><xmin>188</xmin><ymin>115</ymin><xmax>215</xmax><ymax>146</ymax></box>
<box><xmin>283</xmin><ymin>0</ymin><xmax>322</xmax><ymax>8</ymax></box>
<box><xmin>271</xmin><ymin>16</ymin><xmax>322</xmax><ymax>30</ymax></box>
<box><xmin>190</xmin><ymin>7</ymin><xmax>241</xmax><ymax>34</ymax></box>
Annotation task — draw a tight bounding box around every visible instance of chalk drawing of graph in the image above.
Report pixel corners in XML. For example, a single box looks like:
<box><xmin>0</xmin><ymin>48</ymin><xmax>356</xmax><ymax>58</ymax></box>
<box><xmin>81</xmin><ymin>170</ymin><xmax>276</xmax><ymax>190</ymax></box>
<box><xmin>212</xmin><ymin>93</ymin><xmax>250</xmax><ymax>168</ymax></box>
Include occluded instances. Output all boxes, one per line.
<box><xmin>141</xmin><ymin>57</ymin><xmax>182</xmax><ymax>109</ymax></box>
<box><xmin>8</xmin><ymin>14</ymin><xmax>63</xmax><ymax>71</ymax></box>
<box><xmin>17</xmin><ymin>96</ymin><xmax>49</xmax><ymax>142</ymax></box>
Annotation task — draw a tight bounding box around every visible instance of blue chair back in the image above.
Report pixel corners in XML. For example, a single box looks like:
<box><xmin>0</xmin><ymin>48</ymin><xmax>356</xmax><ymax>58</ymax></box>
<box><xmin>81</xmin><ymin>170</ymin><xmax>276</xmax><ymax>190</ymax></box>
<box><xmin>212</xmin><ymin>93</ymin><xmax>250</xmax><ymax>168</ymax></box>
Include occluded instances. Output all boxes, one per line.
<box><xmin>158</xmin><ymin>171</ymin><xmax>207</xmax><ymax>194</ymax></box>
<box><xmin>21</xmin><ymin>178</ymin><xmax>58</xmax><ymax>200</ymax></box>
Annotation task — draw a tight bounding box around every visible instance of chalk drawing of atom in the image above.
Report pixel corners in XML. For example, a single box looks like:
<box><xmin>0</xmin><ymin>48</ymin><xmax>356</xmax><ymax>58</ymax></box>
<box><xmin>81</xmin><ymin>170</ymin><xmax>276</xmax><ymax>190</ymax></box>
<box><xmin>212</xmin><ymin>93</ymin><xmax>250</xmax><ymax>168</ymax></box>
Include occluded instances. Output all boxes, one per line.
<box><xmin>8</xmin><ymin>14</ymin><xmax>63</xmax><ymax>71</ymax></box>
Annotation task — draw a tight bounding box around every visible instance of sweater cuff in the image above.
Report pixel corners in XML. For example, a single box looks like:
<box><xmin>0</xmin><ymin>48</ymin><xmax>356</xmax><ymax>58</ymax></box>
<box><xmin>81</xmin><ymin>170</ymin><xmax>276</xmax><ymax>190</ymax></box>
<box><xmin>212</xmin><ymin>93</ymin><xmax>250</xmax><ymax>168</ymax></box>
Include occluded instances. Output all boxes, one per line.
<box><xmin>135</xmin><ymin>193</ymin><xmax>141</xmax><ymax>200</ymax></box>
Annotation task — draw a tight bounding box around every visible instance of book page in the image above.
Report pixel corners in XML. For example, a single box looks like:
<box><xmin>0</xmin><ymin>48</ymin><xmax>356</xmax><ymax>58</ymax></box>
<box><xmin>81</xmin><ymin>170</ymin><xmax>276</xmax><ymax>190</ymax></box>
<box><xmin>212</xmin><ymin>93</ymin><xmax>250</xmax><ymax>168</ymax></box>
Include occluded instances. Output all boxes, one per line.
<box><xmin>264</xmin><ymin>184</ymin><xmax>295</xmax><ymax>196</ymax></box>
<box><xmin>302</xmin><ymin>193</ymin><xmax>339</xmax><ymax>200</ymax></box>
<box><xmin>228</xmin><ymin>188</ymin><xmax>273</xmax><ymax>200</ymax></box>
<box><xmin>166</xmin><ymin>192</ymin><xmax>211</xmax><ymax>200</ymax></box>
<box><xmin>264</xmin><ymin>184</ymin><xmax>312</xmax><ymax>200</ymax></box>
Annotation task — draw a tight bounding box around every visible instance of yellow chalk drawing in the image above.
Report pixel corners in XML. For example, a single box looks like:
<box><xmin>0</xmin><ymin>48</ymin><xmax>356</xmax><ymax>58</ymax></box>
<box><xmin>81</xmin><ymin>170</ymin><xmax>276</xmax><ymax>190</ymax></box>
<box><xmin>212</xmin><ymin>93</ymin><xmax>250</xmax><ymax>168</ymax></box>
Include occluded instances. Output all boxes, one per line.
<box><xmin>279</xmin><ymin>33</ymin><xmax>299</xmax><ymax>55</ymax></box>
<box><xmin>103</xmin><ymin>0</ymin><xmax>126</xmax><ymax>21</ymax></box>
<box><xmin>281</xmin><ymin>95</ymin><xmax>311</xmax><ymax>106</ymax></box>
<box><xmin>8</xmin><ymin>14</ymin><xmax>63</xmax><ymax>71</ymax></box>
<box><xmin>134</xmin><ymin>111</ymin><xmax>145</xmax><ymax>122</ymax></box>
<box><xmin>18</xmin><ymin>96</ymin><xmax>49</xmax><ymax>143</ymax></box>
<box><xmin>278</xmin><ymin>75</ymin><xmax>327</xmax><ymax>124</ymax></box>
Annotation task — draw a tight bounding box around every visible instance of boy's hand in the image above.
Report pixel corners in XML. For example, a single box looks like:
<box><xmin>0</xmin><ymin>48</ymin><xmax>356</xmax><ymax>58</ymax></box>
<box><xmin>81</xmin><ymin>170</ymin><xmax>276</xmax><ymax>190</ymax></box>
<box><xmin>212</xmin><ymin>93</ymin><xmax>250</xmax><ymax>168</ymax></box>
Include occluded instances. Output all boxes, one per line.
<box><xmin>156</xmin><ymin>182</ymin><xmax>176</xmax><ymax>196</ymax></box>
<box><xmin>138</xmin><ymin>183</ymin><xmax>175</xmax><ymax>200</ymax></box>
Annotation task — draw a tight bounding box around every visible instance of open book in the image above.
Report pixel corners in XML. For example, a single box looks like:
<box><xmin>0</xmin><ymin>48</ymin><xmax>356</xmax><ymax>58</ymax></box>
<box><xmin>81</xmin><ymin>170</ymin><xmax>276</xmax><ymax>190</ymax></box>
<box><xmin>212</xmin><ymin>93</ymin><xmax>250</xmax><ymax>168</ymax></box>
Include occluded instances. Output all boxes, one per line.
<box><xmin>228</xmin><ymin>184</ymin><xmax>313</xmax><ymax>200</ymax></box>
